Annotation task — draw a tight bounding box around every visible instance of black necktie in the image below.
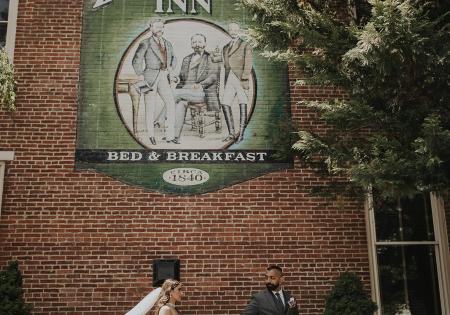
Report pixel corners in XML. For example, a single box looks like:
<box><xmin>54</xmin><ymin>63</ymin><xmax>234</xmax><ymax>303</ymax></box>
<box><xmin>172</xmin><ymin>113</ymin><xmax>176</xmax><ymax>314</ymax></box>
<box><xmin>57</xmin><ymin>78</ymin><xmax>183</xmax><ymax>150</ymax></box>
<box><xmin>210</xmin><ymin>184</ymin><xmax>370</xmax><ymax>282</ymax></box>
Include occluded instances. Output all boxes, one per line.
<box><xmin>274</xmin><ymin>292</ymin><xmax>284</xmax><ymax>312</ymax></box>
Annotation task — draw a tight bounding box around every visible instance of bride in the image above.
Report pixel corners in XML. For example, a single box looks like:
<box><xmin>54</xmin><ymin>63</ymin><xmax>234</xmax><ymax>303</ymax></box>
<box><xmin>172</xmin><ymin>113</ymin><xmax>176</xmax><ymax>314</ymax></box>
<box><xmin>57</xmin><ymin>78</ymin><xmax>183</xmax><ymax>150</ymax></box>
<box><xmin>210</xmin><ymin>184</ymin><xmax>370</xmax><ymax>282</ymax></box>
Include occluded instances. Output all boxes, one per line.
<box><xmin>126</xmin><ymin>279</ymin><xmax>183</xmax><ymax>315</ymax></box>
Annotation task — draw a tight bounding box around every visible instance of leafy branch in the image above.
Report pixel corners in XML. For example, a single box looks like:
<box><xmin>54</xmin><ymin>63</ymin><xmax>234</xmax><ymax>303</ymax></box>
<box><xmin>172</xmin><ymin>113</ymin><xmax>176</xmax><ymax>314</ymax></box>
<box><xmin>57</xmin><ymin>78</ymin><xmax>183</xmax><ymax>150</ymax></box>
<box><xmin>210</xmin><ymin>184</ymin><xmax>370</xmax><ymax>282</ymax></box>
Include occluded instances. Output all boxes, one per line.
<box><xmin>0</xmin><ymin>47</ymin><xmax>16</xmax><ymax>112</ymax></box>
<box><xmin>242</xmin><ymin>0</ymin><xmax>450</xmax><ymax>199</ymax></box>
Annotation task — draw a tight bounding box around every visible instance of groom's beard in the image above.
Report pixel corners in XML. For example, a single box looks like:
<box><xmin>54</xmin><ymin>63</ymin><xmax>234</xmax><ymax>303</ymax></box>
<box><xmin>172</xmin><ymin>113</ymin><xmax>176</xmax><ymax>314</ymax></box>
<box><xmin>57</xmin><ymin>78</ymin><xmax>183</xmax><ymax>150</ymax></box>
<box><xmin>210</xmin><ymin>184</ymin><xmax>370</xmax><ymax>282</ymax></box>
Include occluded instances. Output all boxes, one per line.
<box><xmin>266</xmin><ymin>283</ymin><xmax>278</xmax><ymax>291</ymax></box>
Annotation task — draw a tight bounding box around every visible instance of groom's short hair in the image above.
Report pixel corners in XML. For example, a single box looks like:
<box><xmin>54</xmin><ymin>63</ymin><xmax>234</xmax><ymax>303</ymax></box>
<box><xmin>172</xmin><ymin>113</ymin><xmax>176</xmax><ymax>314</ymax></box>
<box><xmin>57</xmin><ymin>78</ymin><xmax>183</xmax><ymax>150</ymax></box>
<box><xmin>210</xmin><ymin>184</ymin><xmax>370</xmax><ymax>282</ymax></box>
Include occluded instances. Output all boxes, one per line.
<box><xmin>267</xmin><ymin>265</ymin><xmax>283</xmax><ymax>275</ymax></box>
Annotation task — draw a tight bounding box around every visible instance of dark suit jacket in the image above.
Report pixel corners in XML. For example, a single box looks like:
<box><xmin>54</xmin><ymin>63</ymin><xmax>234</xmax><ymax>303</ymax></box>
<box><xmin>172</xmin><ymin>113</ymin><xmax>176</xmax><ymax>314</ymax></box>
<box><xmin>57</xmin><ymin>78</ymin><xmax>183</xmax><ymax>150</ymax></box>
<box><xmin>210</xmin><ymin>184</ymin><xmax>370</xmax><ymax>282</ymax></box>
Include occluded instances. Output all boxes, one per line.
<box><xmin>223</xmin><ymin>38</ymin><xmax>253</xmax><ymax>84</ymax></box>
<box><xmin>241</xmin><ymin>289</ymin><xmax>299</xmax><ymax>315</ymax></box>
<box><xmin>132</xmin><ymin>36</ymin><xmax>176</xmax><ymax>87</ymax></box>
<box><xmin>176</xmin><ymin>51</ymin><xmax>220</xmax><ymax>112</ymax></box>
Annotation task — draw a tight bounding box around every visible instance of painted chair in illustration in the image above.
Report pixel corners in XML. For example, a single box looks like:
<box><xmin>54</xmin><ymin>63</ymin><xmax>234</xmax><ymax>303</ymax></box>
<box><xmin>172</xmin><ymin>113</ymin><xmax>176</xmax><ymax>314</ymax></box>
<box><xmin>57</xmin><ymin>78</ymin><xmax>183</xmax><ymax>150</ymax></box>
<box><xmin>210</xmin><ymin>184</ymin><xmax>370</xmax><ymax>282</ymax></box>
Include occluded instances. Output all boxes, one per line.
<box><xmin>184</xmin><ymin>101</ymin><xmax>221</xmax><ymax>138</ymax></box>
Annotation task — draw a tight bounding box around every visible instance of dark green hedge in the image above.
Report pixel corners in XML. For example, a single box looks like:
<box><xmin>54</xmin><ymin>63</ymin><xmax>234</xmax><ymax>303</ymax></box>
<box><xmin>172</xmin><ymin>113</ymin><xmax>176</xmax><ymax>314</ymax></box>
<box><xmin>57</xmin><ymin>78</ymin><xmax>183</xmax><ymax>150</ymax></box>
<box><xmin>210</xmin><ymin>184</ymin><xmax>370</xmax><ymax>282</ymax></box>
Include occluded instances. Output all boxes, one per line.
<box><xmin>0</xmin><ymin>261</ymin><xmax>32</xmax><ymax>315</ymax></box>
<box><xmin>324</xmin><ymin>272</ymin><xmax>377</xmax><ymax>315</ymax></box>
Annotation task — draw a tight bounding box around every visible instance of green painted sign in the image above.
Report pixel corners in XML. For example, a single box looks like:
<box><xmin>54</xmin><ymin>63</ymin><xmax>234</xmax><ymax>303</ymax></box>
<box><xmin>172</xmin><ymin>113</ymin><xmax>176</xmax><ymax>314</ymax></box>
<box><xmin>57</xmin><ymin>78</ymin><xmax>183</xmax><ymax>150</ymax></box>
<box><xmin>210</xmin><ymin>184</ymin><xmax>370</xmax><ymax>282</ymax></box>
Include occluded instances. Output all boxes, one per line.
<box><xmin>76</xmin><ymin>0</ymin><xmax>293</xmax><ymax>194</ymax></box>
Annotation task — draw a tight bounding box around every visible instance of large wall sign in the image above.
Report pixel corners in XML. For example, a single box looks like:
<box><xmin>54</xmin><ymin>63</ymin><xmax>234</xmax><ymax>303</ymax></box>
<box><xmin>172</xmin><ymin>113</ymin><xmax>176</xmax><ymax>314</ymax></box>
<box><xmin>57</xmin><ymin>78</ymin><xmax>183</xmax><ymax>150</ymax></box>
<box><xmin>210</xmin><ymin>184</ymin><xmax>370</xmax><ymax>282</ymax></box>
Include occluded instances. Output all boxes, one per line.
<box><xmin>76</xmin><ymin>0</ymin><xmax>293</xmax><ymax>194</ymax></box>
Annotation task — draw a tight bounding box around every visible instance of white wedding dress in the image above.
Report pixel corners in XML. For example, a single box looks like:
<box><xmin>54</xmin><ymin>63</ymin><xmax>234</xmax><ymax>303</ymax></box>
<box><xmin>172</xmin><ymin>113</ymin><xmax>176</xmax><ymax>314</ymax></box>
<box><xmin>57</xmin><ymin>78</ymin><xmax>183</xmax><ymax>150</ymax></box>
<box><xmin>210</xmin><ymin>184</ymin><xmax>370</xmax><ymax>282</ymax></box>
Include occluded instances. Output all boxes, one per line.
<box><xmin>125</xmin><ymin>287</ymin><xmax>162</xmax><ymax>315</ymax></box>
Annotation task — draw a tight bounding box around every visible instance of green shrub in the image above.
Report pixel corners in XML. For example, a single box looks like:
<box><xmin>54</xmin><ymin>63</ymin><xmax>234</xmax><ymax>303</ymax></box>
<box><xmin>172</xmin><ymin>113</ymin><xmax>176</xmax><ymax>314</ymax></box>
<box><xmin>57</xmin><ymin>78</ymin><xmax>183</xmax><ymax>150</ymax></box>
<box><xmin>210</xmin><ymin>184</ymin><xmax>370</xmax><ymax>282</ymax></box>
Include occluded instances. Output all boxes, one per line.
<box><xmin>0</xmin><ymin>47</ymin><xmax>16</xmax><ymax>112</ymax></box>
<box><xmin>324</xmin><ymin>272</ymin><xmax>377</xmax><ymax>315</ymax></box>
<box><xmin>0</xmin><ymin>261</ymin><xmax>32</xmax><ymax>315</ymax></box>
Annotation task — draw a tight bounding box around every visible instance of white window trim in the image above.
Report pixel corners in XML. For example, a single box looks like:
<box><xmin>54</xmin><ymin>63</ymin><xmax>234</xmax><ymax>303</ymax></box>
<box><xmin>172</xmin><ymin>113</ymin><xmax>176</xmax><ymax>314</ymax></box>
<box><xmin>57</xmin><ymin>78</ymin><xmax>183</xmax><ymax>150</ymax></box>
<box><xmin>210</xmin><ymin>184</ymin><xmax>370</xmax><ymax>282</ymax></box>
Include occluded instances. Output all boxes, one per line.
<box><xmin>4</xmin><ymin>0</ymin><xmax>19</xmax><ymax>59</ymax></box>
<box><xmin>0</xmin><ymin>151</ymin><xmax>14</xmax><ymax>217</ymax></box>
<box><xmin>430</xmin><ymin>193</ymin><xmax>450</xmax><ymax>314</ymax></box>
<box><xmin>365</xmin><ymin>193</ymin><xmax>381</xmax><ymax>314</ymax></box>
<box><xmin>365</xmin><ymin>191</ymin><xmax>450</xmax><ymax>315</ymax></box>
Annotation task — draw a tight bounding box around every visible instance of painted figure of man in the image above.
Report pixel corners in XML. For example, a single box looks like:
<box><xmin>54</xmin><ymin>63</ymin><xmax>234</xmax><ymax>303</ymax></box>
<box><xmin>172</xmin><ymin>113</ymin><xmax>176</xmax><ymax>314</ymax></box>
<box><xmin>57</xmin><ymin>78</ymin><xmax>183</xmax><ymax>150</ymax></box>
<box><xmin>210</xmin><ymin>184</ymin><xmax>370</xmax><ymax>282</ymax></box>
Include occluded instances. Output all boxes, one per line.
<box><xmin>221</xmin><ymin>22</ymin><xmax>253</xmax><ymax>143</ymax></box>
<box><xmin>241</xmin><ymin>265</ymin><xmax>299</xmax><ymax>315</ymax></box>
<box><xmin>173</xmin><ymin>33</ymin><xmax>220</xmax><ymax>143</ymax></box>
<box><xmin>132</xmin><ymin>18</ymin><xmax>177</xmax><ymax>145</ymax></box>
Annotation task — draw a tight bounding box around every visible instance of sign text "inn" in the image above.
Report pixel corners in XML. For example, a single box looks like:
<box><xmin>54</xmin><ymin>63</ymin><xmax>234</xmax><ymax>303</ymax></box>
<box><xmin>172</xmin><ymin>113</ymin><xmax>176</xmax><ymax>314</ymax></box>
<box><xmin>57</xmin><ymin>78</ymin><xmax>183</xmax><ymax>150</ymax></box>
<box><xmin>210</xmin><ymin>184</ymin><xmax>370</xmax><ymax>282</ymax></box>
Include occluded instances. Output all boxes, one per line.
<box><xmin>93</xmin><ymin>0</ymin><xmax>211</xmax><ymax>14</ymax></box>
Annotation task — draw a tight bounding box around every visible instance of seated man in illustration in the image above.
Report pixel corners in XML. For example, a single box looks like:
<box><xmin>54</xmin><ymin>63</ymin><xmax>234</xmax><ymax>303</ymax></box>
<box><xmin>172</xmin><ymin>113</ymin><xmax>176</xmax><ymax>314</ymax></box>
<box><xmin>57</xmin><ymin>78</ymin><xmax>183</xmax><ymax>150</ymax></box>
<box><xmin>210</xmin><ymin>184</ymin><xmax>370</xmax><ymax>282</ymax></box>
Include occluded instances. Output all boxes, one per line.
<box><xmin>172</xmin><ymin>33</ymin><xmax>220</xmax><ymax>144</ymax></box>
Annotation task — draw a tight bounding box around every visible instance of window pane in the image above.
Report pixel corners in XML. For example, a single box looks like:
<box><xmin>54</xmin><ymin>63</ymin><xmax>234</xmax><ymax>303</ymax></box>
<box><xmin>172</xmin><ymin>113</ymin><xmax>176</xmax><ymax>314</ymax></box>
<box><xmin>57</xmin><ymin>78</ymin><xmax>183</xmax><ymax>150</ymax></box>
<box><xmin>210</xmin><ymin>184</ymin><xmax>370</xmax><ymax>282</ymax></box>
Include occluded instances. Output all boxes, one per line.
<box><xmin>0</xmin><ymin>0</ymin><xmax>9</xmax><ymax>22</ymax></box>
<box><xmin>0</xmin><ymin>23</ymin><xmax>6</xmax><ymax>47</ymax></box>
<box><xmin>374</xmin><ymin>193</ymin><xmax>435</xmax><ymax>241</ymax></box>
<box><xmin>377</xmin><ymin>245</ymin><xmax>442</xmax><ymax>315</ymax></box>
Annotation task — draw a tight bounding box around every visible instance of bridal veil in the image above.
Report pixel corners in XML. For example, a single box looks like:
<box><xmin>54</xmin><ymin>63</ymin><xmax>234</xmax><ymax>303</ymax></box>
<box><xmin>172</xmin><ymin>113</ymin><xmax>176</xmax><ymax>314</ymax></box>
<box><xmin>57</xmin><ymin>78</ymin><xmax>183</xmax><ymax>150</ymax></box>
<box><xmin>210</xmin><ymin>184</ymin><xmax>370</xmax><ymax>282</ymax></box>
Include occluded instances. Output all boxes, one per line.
<box><xmin>125</xmin><ymin>287</ymin><xmax>162</xmax><ymax>315</ymax></box>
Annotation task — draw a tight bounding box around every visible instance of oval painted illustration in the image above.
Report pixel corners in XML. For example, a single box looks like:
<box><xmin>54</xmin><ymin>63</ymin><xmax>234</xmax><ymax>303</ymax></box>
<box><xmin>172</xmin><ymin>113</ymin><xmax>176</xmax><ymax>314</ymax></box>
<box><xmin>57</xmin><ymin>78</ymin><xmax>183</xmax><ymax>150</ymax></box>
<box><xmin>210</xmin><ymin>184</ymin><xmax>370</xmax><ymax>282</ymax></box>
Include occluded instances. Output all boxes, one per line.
<box><xmin>115</xmin><ymin>19</ymin><xmax>256</xmax><ymax>150</ymax></box>
<box><xmin>163</xmin><ymin>168</ymin><xmax>210</xmax><ymax>186</ymax></box>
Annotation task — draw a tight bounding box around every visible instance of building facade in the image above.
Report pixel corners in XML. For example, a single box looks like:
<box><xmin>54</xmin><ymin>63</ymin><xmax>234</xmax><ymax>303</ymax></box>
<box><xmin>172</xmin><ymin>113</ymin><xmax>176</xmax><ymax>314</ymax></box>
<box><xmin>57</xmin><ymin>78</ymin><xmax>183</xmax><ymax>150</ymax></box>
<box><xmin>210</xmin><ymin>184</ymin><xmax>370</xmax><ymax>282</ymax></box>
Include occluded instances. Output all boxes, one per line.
<box><xmin>1</xmin><ymin>0</ymin><xmax>449</xmax><ymax>314</ymax></box>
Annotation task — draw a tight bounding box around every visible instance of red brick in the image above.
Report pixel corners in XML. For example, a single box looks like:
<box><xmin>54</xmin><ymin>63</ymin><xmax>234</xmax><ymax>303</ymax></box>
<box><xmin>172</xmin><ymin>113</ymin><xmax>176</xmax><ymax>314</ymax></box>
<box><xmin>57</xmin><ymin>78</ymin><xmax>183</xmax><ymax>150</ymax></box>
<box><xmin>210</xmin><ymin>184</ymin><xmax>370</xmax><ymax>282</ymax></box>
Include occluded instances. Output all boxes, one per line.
<box><xmin>0</xmin><ymin>1</ymin><xmax>373</xmax><ymax>314</ymax></box>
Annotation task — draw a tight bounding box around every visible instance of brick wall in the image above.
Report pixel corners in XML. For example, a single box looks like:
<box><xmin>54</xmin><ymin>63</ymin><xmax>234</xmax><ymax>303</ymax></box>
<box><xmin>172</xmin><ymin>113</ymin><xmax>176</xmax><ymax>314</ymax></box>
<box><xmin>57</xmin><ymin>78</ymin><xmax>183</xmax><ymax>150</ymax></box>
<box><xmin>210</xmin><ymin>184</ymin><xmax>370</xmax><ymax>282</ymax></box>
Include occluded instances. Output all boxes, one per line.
<box><xmin>0</xmin><ymin>1</ymin><xmax>371</xmax><ymax>314</ymax></box>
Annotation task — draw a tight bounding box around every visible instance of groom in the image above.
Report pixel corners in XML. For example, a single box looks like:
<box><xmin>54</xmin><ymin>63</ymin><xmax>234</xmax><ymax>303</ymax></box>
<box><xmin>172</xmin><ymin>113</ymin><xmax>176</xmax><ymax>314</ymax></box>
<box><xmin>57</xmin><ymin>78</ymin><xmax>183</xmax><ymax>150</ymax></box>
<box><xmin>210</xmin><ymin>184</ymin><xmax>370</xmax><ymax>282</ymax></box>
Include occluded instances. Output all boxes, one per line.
<box><xmin>241</xmin><ymin>265</ymin><xmax>299</xmax><ymax>315</ymax></box>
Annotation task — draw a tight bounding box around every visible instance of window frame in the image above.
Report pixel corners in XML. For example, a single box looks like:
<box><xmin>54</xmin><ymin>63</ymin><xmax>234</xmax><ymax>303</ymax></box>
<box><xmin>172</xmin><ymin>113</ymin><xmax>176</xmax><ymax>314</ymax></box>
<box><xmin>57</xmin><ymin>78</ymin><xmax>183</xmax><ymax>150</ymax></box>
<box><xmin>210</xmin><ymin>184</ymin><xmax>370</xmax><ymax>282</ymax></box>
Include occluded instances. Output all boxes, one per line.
<box><xmin>365</xmin><ymin>190</ymin><xmax>450</xmax><ymax>315</ymax></box>
<box><xmin>0</xmin><ymin>151</ymin><xmax>14</xmax><ymax>217</ymax></box>
<box><xmin>1</xmin><ymin>0</ymin><xmax>19</xmax><ymax>59</ymax></box>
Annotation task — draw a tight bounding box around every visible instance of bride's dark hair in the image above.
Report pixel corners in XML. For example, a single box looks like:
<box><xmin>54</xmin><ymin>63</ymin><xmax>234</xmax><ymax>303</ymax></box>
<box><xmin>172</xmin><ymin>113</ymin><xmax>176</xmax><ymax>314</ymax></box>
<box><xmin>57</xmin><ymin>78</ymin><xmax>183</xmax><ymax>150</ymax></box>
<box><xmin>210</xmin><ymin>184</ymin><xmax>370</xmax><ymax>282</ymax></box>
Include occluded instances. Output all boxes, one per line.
<box><xmin>153</xmin><ymin>279</ymin><xmax>181</xmax><ymax>315</ymax></box>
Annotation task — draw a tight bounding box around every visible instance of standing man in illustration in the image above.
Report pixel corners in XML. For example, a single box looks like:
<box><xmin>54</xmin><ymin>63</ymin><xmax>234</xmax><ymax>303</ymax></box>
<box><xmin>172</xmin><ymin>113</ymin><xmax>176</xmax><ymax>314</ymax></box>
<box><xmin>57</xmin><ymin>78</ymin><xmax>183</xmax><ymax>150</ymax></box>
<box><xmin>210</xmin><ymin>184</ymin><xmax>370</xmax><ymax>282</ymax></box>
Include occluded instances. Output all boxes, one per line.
<box><xmin>173</xmin><ymin>33</ymin><xmax>220</xmax><ymax>143</ymax></box>
<box><xmin>132</xmin><ymin>18</ymin><xmax>177</xmax><ymax>145</ymax></box>
<box><xmin>241</xmin><ymin>265</ymin><xmax>299</xmax><ymax>315</ymax></box>
<box><xmin>221</xmin><ymin>22</ymin><xmax>253</xmax><ymax>143</ymax></box>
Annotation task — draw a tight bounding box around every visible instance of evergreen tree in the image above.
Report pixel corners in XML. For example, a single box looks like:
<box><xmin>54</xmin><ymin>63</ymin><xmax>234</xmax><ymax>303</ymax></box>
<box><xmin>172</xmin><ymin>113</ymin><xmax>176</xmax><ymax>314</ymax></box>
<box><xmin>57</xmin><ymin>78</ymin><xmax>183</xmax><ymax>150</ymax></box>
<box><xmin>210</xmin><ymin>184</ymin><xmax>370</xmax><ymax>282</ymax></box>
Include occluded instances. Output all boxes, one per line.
<box><xmin>241</xmin><ymin>0</ymin><xmax>450</xmax><ymax>199</ymax></box>
<box><xmin>0</xmin><ymin>261</ymin><xmax>32</xmax><ymax>315</ymax></box>
<box><xmin>324</xmin><ymin>272</ymin><xmax>377</xmax><ymax>315</ymax></box>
